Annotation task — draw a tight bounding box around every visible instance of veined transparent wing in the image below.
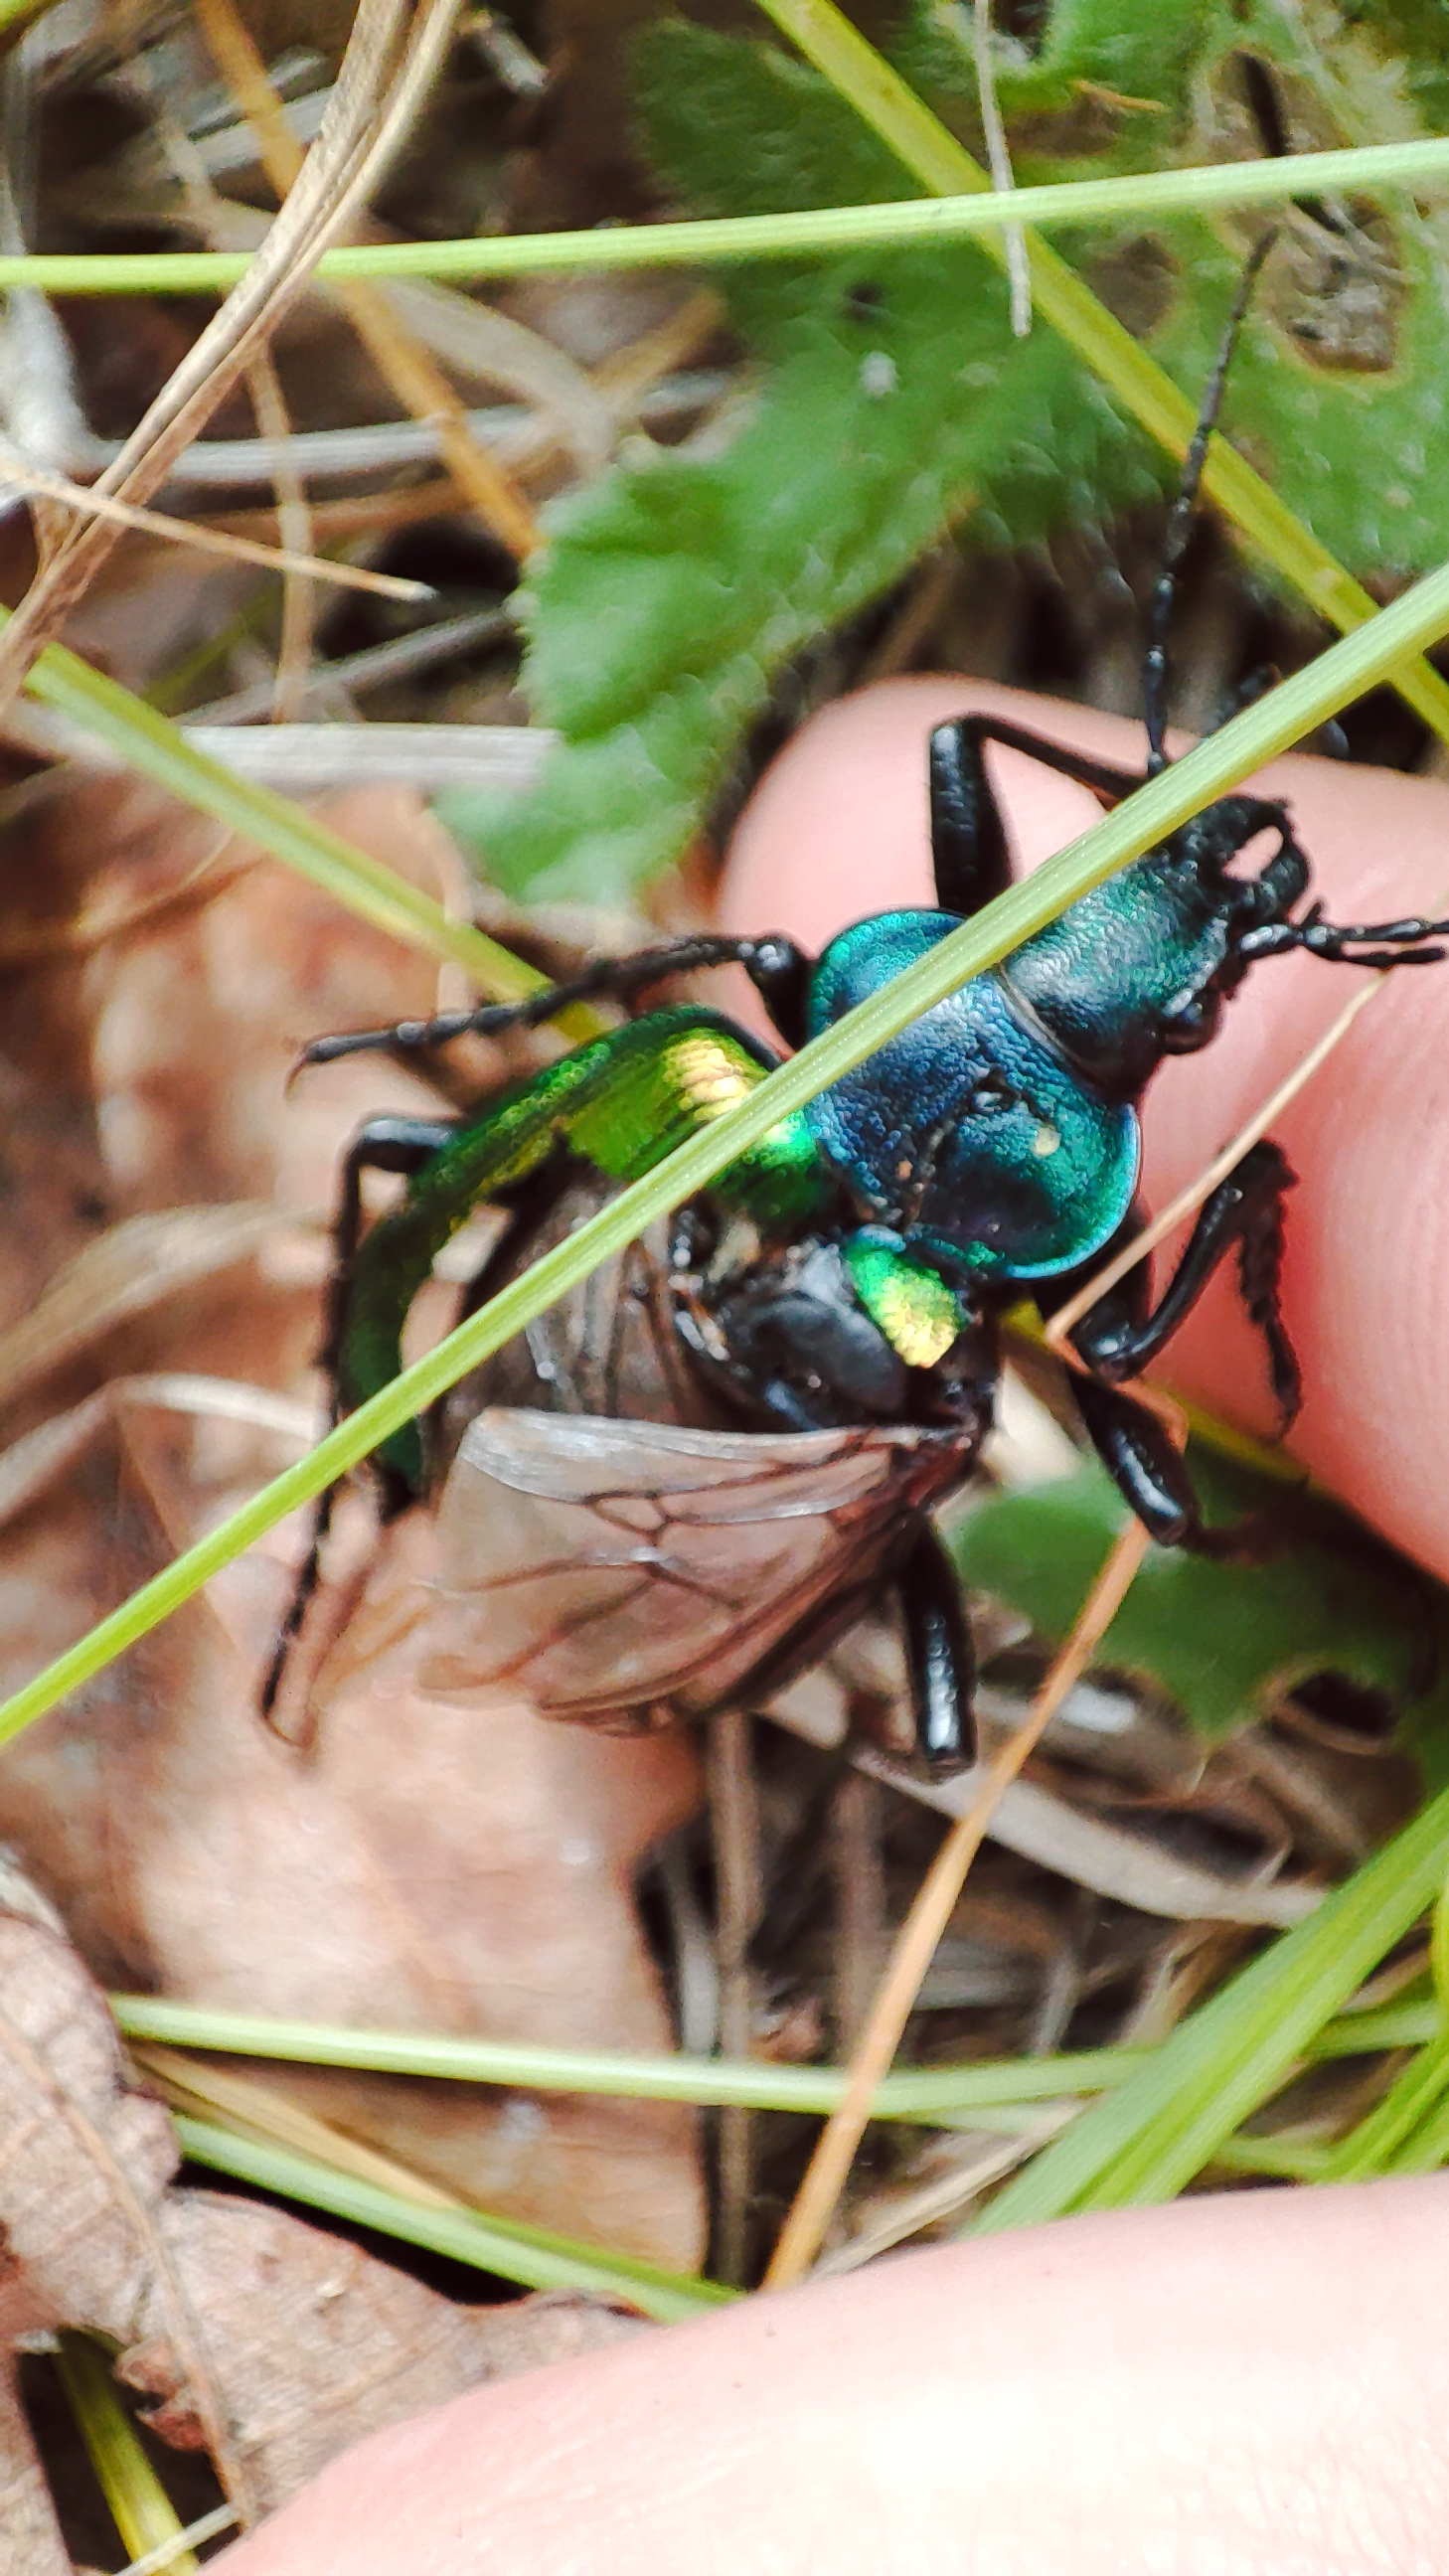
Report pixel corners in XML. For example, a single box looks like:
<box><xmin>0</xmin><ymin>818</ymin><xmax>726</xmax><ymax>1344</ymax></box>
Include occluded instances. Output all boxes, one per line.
<box><xmin>421</xmin><ymin>1409</ymin><xmax>974</xmax><ymax>1724</ymax></box>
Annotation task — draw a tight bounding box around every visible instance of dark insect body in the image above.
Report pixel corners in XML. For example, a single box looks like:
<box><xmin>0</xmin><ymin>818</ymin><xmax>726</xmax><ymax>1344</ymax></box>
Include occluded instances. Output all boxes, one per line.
<box><xmin>268</xmin><ymin>261</ymin><xmax>1449</xmax><ymax>1766</ymax></box>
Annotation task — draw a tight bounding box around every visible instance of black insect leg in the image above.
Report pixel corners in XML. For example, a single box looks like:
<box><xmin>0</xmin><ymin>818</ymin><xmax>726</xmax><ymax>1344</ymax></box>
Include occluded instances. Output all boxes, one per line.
<box><xmin>1035</xmin><ymin>1140</ymin><xmax>1299</xmax><ymax>1555</ymax></box>
<box><xmin>928</xmin><ymin>711</ymin><xmax>1217</xmax><ymax>913</ymax></box>
<box><xmin>1067</xmin><ymin>1373</ymin><xmax>1200</xmax><ymax>1548</ymax></box>
<box><xmin>898</xmin><ymin>1524</ymin><xmax>976</xmax><ymax>1774</ymax></box>
<box><xmin>297</xmin><ymin>933</ymin><xmax>817</xmax><ymax>1068</ymax></box>
<box><xmin>928</xmin><ymin>720</ymin><xmax>1015</xmax><ymax>916</ymax></box>
<box><xmin>1053</xmin><ymin>1140</ymin><xmax>1300</xmax><ymax>1420</ymax></box>
<box><xmin>930</xmin><ymin>715</ymin><xmax>1149</xmax><ymax>825</ymax></box>
<box><xmin>260</xmin><ymin>1112</ymin><xmax>458</xmax><ymax>1723</ymax></box>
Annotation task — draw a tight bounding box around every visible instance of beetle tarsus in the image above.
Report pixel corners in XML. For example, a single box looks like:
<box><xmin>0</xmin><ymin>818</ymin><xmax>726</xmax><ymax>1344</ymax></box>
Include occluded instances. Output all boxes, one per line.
<box><xmin>1239</xmin><ymin>911</ymin><xmax>1449</xmax><ymax>967</ymax></box>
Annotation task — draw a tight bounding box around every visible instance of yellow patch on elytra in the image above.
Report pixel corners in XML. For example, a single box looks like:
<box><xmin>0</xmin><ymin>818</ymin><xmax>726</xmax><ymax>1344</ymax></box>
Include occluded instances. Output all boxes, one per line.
<box><xmin>668</xmin><ymin>1035</ymin><xmax>756</xmax><ymax>1118</ymax></box>
<box><xmin>1032</xmin><ymin>1122</ymin><xmax>1060</xmax><ymax>1159</ymax></box>
<box><xmin>870</xmin><ymin>1273</ymin><xmax>961</xmax><ymax>1370</ymax></box>
<box><xmin>889</xmin><ymin>1308</ymin><xmax>958</xmax><ymax>1368</ymax></box>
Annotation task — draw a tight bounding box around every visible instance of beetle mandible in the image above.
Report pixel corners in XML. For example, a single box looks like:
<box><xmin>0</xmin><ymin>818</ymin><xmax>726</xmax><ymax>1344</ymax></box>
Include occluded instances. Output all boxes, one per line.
<box><xmin>267</xmin><ymin>258</ymin><xmax>1449</xmax><ymax>1768</ymax></box>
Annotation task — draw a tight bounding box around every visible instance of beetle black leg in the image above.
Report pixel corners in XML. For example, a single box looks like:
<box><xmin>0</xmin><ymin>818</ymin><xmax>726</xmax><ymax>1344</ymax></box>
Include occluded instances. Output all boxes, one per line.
<box><xmin>296</xmin><ymin>933</ymin><xmax>816</xmax><ymax>1068</ymax></box>
<box><xmin>1067</xmin><ymin>1372</ymin><xmax>1201</xmax><ymax>1546</ymax></box>
<box><xmin>898</xmin><ymin>1524</ymin><xmax>976</xmax><ymax>1774</ymax></box>
<box><xmin>1029</xmin><ymin>1141</ymin><xmax>1299</xmax><ymax>1556</ymax></box>
<box><xmin>928</xmin><ymin>720</ymin><xmax>1015</xmax><ymax>916</ymax></box>
<box><xmin>1048</xmin><ymin>1139</ymin><xmax>1300</xmax><ymax>1429</ymax></box>
<box><xmin>929</xmin><ymin>715</ymin><xmax>1148</xmax><ymax>830</ymax></box>
<box><xmin>260</xmin><ymin>1112</ymin><xmax>459</xmax><ymax>1722</ymax></box>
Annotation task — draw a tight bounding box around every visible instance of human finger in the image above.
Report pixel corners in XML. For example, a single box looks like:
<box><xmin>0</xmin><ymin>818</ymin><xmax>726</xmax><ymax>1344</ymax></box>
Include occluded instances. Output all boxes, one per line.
<box><xmin>217</xmin><ymin>2175</ymin><xmax>1449</xmax><ymax>2574</ymax></box>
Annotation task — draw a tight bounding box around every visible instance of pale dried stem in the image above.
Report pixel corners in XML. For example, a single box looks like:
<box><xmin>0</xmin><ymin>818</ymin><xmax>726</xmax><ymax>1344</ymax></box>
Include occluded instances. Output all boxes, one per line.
<box><xmin>243</xmin><ymin>348</ymin><xmax>316</xmax><ymax>721</ymax></box>
<box><xmin>971</xmin><ymin>0</ymin><xmax>1030</xmax><ymax>337</ymax></box>
<box><xmin>709</xmin><ymin>1707</ymin><xmax>763</xmax><ymax>2286</ymax></box>
<box><xmin>120</xmin><ymin>2504</ymin><xmax>242</xmax><ymax>2576</ymax></box>
<box><xmin>0</xmin><ymin>0</ymin><xmax>437</xmax><ymax>711</ymax></box>
<box><xmin>194</xmin><ymin>0</ymin><xmax>539</xmax><ymax>560</ymax></box>
<box><xmin>0</xmin><ymin>445</ymin><xmax>430</xmax><ymax>598</ymax></box>
<box><xmin>763</xmin><ymin>1513</ymin><xmax>1151</xmax><ymax>2288</ymax></box>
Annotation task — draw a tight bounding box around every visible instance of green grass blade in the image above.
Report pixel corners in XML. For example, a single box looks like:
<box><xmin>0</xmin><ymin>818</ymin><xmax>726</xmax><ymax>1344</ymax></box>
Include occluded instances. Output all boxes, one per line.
<box><xmin>2</xmin><ymin>141</ymin><xmax>1449</xmax><ymax>288</ymax></box>
<box><xmin>110</xmin><ymin>1990</ymin><xmax>1143</xmax><ymax>2115</ymax></box>
<box><xmin>1322</xmin><ymin>2028</ymin><xmax>1449</xmax><ymax>2182</ymax></box>
<box><xmin>171</xmin><ymin>2116</ymin><xmax>728</xmax><ymax>2320</ymax></box>
<box><xmin>8</xmin><ymin>550</ymin><xmax>1449</xmax><ymax>1748</ymax></box>
<box><xmin>106</xmin><ymin>1992</ymin><xmax>1444</xmax><ymax>2116</ymax></box>
<box><xmin>1209</xmin><ymin>2133</ymin><xmax>1335</xmax><ymax>2180</ymax></box>
<box><xmin>54</xmin><ymin>2332</ymin><xmax>197</xmax><ymax>2571</ymax></box>
<box><xmin>1311</xmin><ymin>2001</ymin><xmax>1437</xmax><ymax>2054</ymax></box>
<box><xmin>750</xmin><ymin>0</ymin><xmax>1449</xmax><ymax>745</ymax></box>
<box><xmin>16</xmin><ymin>629</ymin><xmax>544</xmax><ymax>997</ymax></box>
<box><xmin>1379</xmin><ymin>2082</ymin><xmax>1449</xmax><ymax>2174</ymax></box>
<box><xmin>970</xmin><ymin>1782</ymin><xmax>1449</xmax><ymax>2229</ymax></box>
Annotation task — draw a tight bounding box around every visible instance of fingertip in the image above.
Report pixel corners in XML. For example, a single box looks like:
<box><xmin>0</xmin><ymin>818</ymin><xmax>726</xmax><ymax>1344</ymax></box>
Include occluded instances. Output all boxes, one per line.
<box><xmin>721</xmin><ymin>678</ymin><xmax>1113</xmax><ymax>946</ymax></box>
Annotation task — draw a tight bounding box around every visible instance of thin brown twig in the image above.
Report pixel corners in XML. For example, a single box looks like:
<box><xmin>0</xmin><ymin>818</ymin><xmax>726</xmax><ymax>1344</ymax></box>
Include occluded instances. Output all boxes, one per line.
<box><xmin>763</xmin><ymin>1512</ymin><xmax>1151</xmax><ymax>2288</ymax></box>
<box><xmin>0</xmin><ymin>447</ymin><xmax>431</xmax><ymax>599</ymax></box>
<box><xmin>243</xmin><ymin>348</ymin><xmax>315</xmax><ymax>721</ymax></box>
<box><xmin>193</xmin><ymin>0</ymin><xmax>539</xmax><ymax>561</ymax></box>
<box><xmin>0</xmin><ymin>0</ymin><xmax>433</xmax><ymax>711</ymax></box>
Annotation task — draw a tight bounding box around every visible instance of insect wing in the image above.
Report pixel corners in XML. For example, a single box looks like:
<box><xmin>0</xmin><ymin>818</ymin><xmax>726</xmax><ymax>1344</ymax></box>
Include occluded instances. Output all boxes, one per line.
<box><xmin>420</xmin><ymin>1409</ymin><xmax>969</xmax><ymax>1722</ymax></box>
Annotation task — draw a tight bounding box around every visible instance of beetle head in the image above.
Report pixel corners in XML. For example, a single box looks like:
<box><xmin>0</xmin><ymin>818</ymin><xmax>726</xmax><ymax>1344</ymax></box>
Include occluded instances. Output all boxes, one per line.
<box><xmin>999</xmin><ymin>794</ymin><xmax>1312</xmax><ymax>1102</ymax></box>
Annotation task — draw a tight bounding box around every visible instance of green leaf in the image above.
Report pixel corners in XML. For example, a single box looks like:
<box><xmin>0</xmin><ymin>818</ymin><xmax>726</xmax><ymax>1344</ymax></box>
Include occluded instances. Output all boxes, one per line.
<box><xmin>437</xmin><ymin>23</ymin><xmax>1159</xmax><ymax>900</ymax></box>
<box><xmin>951</xmin><ymin>1445</ymin><xmax>1443</xmax><ymax>1746</ymax></box>
<box><xmin>444</xmin><ymin>3</ymin><xmax>1449</xmax><ymax>900</ymax></box>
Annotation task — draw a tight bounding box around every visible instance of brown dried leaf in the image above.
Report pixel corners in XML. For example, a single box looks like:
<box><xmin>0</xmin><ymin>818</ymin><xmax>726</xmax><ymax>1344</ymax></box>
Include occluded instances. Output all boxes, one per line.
<box><xmin>0</xmin><ymin>774</ymin><xmax>707</xmax><ymax>2267</ymax></box>
<box><xmin>0</xmin><ymin>1866</ymin><xmax>643</xmax><ymax>2568</ymax></box>
<box><xmin>0</xmin><ymin>1206</ymin><xmax>282</xmax><ymax>1409</ymax></box>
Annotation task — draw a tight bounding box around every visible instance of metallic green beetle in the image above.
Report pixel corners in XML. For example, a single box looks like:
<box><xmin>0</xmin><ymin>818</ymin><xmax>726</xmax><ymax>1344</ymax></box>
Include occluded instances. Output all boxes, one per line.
<box><xmin>268</xmin><ymin>261</ymin><xmax>1449</xmax><ymax>1765</ymax></box>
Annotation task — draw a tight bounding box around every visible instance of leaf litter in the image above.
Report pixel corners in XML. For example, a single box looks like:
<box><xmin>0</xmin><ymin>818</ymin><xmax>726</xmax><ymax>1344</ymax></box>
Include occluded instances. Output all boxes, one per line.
<box><xmin>3</xmin><ymin>0</ymin><xmax>1449</xmax><ymax>2553</ymax></box>
<box><xmin>0</xmin><ymin>1856</ymin><xmax>643</xmax><ymax>2569</ymax></box>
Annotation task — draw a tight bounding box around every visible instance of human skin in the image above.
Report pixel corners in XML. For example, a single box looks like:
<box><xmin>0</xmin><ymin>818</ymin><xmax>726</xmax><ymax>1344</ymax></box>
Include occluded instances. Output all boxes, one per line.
<box><xmin>219</xmin><ymin>685</ymin><xmax>1449</xmax><ymax>2572</ymax></box>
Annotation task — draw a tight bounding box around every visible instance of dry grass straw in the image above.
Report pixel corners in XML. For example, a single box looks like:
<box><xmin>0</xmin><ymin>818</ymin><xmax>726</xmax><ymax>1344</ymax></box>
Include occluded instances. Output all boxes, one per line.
<box><xmin>243</xmin><ymin>346</ymin><xmax>318</xmax><ymax>721</ymax></box>
<box><xmin>193</xmin><ymin>0</ymin><xmax>540</xmax><ymax>562</ymax></box>
<box><xmin>0</xmin><ymin>446</ymin><xmax>430</xmax><ymax>600</ymax></box>
<box><xmin>0</xmin><ymin>0</ymin><xmax>450</xmax><ymax>714</ymax></box>
<box><xmin>764</xmin><ymin>1512</ymin><xmax>1151</xmax><ymax>2285</ymax></box>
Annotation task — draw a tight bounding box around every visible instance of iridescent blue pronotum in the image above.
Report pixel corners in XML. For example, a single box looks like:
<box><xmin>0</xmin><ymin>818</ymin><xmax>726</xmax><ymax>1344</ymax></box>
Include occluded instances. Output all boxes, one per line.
<box><xmin>266</xmin><ymin>258</ymin><xmax>1449</xmax><ymax>1765</ymax></box>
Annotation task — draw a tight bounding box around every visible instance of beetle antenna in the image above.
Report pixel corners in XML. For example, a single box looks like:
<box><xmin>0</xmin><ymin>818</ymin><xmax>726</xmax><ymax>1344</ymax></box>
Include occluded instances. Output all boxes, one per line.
<box><xmin>1142</xmin><ymin>233</ymin><xmax>1276</xmax><ymax>777</ymax></box>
